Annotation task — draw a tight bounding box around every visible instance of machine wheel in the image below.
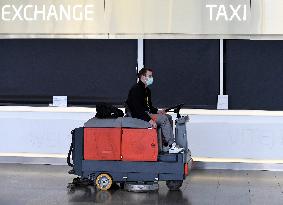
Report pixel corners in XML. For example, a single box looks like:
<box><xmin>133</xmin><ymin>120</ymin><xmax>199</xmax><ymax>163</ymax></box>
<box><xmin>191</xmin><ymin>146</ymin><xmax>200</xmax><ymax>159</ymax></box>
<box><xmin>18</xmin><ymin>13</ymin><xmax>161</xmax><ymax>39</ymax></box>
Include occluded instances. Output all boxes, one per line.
<box><xmin>166</xmin><ymin>180</ymin><xmax>183</xmax><ymax>191</ymax></box>
<box><xmin>95</xmin><ymin>173</ymin><xmax>113</xmax><ymax>191</ymax></box>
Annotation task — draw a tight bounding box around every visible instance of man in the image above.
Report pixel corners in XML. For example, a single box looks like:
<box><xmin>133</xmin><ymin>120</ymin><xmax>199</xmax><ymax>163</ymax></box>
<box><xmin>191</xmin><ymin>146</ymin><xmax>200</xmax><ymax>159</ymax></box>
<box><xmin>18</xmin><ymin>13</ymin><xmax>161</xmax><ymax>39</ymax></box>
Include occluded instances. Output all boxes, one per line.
<box><xmin>126</xmin><ymin>68</ymin><xmax>184</xmax><ymax>153</ymax></box>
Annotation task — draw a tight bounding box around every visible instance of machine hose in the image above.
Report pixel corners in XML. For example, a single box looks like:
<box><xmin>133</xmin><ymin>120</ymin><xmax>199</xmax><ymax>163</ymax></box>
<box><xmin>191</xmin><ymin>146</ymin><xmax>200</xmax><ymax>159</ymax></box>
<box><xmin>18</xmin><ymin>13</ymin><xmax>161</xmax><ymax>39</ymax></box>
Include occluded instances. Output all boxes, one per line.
<box><xmin>67</xmin><ymin>141</ymin><xmax>74</xmax><ymax>167</ymax></box>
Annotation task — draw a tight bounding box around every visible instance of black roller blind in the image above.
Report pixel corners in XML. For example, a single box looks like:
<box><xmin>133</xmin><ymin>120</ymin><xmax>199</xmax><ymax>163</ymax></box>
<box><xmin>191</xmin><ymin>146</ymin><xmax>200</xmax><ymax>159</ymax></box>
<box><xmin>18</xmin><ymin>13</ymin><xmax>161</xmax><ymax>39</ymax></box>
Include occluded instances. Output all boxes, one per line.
<box><xmin>226</xmin><ymin>40</ymin><xmax>283</xmax><ymax>110</ymax></box>
<box><xmin>144</xmin><ymin>39</ymin><xmax>220</xmax><ymax>109</ymax></box>
<box><xmin>0</xmin><ymin>39</ymin><xmax>137</xmax><ymax>105</ymax></box>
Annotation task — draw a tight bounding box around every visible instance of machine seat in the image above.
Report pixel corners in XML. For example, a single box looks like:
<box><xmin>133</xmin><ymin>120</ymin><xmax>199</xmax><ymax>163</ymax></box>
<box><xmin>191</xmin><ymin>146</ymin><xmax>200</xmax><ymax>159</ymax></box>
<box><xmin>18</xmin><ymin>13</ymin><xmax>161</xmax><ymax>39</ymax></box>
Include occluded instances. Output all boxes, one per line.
<box><xmin>84</xmin><ymin>117</ymin><xmax>151</xmax><ymax>128</ymax></box>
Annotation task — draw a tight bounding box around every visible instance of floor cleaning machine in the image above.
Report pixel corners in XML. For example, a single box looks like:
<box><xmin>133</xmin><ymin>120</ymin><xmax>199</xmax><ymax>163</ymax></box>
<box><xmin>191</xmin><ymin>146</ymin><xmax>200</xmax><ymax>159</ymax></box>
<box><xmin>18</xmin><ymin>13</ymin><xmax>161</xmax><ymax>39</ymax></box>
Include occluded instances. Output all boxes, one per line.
<box><xmin>67</xmin><ymin>104</ymin><xmax>192</xmax><ymax>192</ymax></box>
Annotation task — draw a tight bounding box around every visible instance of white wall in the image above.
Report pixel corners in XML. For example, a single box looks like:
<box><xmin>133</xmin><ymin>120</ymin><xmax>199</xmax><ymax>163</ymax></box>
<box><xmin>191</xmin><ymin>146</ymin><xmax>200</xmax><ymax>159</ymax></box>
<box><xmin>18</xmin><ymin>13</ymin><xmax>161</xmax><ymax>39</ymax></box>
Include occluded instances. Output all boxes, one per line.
<box><xmin>0</xmin><ymin>107</ymin><xmax>94</xmax><ymax>156</ymax></box>
<box><xmin>187</xmin><ymin>114</ymin><xmax>283</xmax><ymax>161</ymax></box>
<box><xmin>1</xmin><ymin>107</ymin><xmax>283</xmax><ymax>164</ymax></box>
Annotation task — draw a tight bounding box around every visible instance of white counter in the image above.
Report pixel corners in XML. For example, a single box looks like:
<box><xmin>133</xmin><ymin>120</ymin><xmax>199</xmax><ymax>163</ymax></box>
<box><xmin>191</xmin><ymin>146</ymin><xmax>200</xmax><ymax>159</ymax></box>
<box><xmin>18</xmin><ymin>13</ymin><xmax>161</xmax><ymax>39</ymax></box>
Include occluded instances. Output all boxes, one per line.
<box><xmin>1</xmin><ymin>106</ymin><xmax>283</xmax><ymax>166</ymax></box>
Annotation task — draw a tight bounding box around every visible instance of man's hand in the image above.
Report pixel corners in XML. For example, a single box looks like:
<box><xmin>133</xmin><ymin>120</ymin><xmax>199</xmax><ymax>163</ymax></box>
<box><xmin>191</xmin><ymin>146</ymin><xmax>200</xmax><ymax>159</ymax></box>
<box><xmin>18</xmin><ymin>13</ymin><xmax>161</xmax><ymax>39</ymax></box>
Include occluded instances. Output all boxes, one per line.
<box><xmin>149</xmin><ymin>119</ymin><xmax>157</xmax><ymax>128</ymax></box>
<box><xmin>157</xmin><ymin>109</ymin><xmax>166</xmax><ymax>115</ymax></box>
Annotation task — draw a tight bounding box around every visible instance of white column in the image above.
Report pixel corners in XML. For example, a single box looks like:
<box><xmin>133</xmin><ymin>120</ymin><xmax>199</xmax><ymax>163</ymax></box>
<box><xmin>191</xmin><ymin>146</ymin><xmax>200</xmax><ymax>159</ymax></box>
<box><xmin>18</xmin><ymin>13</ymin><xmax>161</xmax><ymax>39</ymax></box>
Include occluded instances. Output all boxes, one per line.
<box><xmin>137</xmin><ymin>39</ymin><xmax>144</xmax><ymax>72</ymax></box>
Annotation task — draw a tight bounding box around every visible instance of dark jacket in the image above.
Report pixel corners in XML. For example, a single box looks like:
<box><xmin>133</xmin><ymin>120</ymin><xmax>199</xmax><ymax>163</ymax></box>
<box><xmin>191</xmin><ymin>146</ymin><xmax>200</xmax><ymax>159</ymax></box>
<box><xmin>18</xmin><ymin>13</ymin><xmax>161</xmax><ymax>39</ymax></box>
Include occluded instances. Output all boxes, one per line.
<box><xmin>126</xmin><ymin>80</ymin><xmax>158</xmax><ymax>121</ymax></box>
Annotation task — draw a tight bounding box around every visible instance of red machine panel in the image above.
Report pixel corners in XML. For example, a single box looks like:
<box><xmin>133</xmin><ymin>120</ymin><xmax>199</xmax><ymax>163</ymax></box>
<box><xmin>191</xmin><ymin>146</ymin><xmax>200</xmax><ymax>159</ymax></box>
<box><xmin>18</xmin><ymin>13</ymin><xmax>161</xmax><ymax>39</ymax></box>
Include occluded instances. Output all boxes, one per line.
<box><xmin>121</xmin><ymin>128</ymin><xmax>158</xmax><ymax>161</ymax></box>
<box><xmin>84</xmin><ymin>128</ymin><xmax>121</xmax><ymax>160</ymax></box>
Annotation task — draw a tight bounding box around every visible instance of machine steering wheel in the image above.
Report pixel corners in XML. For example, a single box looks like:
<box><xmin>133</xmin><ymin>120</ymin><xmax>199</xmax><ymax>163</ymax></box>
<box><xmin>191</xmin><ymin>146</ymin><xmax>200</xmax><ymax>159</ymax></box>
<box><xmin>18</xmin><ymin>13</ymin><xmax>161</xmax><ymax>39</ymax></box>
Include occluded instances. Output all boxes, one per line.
<box><xmin>164</xmin><ymin>103</ymin><xmax>184</xmax><ymax>118</ymax></box>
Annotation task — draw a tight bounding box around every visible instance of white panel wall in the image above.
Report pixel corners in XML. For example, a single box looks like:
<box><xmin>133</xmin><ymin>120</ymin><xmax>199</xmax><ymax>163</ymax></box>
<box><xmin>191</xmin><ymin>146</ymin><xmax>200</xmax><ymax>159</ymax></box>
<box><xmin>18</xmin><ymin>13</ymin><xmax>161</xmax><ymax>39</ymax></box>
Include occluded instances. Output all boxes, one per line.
<box><xmin>1</xmin><ymin>107</ymin><xmax>283</xmax><ymax>164</ymax></box>
<box><xmin>0</xmin><ymin>107</ymin><xmax>94</xmax><ymax>155</ymax></box>
<box><xmin>187</xmin><ymin>115</ymin><xmax>283</xmax><ymax>160</ymax></box>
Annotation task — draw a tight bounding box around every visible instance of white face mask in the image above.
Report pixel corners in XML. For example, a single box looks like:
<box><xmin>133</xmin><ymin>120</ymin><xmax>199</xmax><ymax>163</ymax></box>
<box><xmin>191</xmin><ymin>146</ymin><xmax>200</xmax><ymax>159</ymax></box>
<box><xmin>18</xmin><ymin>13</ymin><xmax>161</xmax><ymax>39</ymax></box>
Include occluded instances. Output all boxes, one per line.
<box><xmin>146</xmin><ymin>77</ymin><xmax>154</xmax><ymax>86</ymax></box>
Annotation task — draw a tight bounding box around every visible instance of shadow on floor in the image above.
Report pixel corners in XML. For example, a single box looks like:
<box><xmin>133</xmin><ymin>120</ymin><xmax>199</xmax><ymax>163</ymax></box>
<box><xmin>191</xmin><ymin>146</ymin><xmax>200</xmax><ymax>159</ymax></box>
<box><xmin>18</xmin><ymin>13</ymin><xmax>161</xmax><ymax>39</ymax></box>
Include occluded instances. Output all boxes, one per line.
<box><xmin>67</xmin><ymin>184</ymin><xmax>192</xmax><ymax>205</ymax></box>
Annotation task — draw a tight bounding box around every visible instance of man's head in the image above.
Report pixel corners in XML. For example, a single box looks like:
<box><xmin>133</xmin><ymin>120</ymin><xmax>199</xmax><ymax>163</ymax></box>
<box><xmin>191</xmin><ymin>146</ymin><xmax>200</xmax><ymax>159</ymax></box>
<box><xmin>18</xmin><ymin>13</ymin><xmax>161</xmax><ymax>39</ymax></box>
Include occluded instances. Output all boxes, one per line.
<box><xmin>138</xmin><ymin>68</ymin><xmax>154</xmax><ymax>87</ymax></box>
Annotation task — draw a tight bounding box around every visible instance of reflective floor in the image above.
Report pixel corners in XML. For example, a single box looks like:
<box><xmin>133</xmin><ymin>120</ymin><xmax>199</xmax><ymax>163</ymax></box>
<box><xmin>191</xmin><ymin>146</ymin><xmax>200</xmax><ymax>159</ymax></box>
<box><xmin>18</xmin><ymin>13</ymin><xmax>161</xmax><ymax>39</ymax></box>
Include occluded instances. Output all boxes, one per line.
<box><xmin>0</xmin><ymin>163</ymin><xmax>283</xmax><ymax>205</ymax></box>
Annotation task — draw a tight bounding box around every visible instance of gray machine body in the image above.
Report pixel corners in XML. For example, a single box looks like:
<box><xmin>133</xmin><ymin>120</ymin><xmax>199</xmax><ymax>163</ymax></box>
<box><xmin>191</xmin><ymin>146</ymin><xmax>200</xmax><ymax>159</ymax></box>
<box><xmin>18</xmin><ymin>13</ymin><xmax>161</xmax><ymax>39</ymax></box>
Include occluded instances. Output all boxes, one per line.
<box><xmin>70</xmin><ymin>116</ymin><xmax>191</xmax><ymax>184</ymax></box>
<box><xmin>175</xmin><ymin>115</ymin><xmax>191</xmax><ymax>162</ymax></box>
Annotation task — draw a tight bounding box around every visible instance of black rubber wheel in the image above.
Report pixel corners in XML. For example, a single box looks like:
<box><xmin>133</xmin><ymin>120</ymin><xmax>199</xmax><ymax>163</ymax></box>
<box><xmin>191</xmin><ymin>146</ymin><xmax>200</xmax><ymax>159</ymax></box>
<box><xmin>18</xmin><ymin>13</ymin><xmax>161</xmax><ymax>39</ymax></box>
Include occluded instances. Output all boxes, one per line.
<box><xmin>73</xmin><ymin>177</ymin><xmax>80</xmax><ymax>184</ymax></box>
<box><xmin>166</xmin><ymin>180</ymin><xmax>183</xmax><ymax>191</ymax></box>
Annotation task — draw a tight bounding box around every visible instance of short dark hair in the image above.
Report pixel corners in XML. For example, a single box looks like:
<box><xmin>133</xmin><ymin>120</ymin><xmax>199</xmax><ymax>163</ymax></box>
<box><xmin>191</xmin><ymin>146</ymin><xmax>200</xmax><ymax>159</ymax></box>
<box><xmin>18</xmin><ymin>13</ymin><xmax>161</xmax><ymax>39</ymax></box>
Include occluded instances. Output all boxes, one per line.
<box><xmin>138</xmin><ymin>68</ymin><xmax>153</xmax><ymax>79</ymax></box>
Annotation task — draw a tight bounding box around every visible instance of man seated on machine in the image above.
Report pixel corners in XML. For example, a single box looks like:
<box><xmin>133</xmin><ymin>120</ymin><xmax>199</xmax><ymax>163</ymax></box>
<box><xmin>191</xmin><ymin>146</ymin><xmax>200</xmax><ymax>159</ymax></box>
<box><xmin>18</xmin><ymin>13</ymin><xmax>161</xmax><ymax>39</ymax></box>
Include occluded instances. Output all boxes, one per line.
<box><xmin>126</xmin><ymin>68</ymin><xmax>184</xmax><ymax>154</ymax></box>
